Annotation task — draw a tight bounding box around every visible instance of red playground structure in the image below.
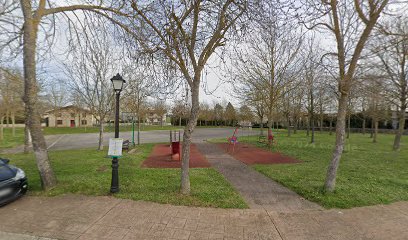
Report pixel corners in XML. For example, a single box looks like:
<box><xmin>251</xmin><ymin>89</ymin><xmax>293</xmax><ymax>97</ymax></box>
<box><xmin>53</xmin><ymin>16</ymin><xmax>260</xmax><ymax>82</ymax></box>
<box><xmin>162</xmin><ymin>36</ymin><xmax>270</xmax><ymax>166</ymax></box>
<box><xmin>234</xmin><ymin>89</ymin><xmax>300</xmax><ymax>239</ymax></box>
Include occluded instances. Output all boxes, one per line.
<box><xmin>227</xmin><ymin>127</ymin><xmax>239</xmax><ymax>152</ymax></box>
<box><xmin>268</xmin><ymin>129</ymin><xmax>274</xmax><ymax>145</ymax></box>
<box><xmin>258</xmin><ymin>128</ymin><xmax>277</xmax><ymax>148</ymax></box>
<box><xmin>170</xmin><ymin>130</ymin><xmax>181</xmax><ymax>161</ymax></box>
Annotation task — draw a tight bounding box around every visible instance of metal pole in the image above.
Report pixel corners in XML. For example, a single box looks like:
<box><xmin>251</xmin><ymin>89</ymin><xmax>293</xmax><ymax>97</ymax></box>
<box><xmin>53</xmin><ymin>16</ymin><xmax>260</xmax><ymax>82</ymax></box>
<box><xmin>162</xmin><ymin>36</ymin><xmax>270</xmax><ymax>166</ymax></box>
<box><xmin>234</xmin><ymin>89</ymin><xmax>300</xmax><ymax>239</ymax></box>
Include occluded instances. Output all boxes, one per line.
<box><xmin>132</xmin><ymin>118</ymin><xmax>135</xmax><ymax>146</ymax></box>
<box><xmin>110</xmin><ymin>92</ymin><xmax>120</xmax><ymax>193</ymax></box>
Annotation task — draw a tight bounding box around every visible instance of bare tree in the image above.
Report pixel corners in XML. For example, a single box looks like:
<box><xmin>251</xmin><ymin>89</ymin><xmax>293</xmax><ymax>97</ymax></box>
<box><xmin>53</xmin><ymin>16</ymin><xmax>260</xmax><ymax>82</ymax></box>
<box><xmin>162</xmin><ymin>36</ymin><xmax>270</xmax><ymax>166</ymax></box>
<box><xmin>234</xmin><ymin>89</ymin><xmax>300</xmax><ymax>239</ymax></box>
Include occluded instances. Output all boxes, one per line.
<box><xmin>124</xmin><ymin>1</ymin><xmax>246</xmax><ymax>194</ymax></box>
<box><xmin>301</xmin><ymin>0</ymin><xmax>390</xmax><ymax>192</ymax></box>
<box><xmin>14</xmin><ymin>0</ymin><xmax>134</xmax><ymax>190</ymax></box>
<box><xmin>232</xmin><ymin>0</ymin><xmax>303</xmax><ymax>135</ymax></box>
<box><xmin>0</xmin><ymin>0</ymin><xmax>21</xmax><ymax>62</ymax></box>
<box><xmin>304</xmin><ymin>54</ymin><xmax>318</xmax><ymax>142</ymax></box>
<box><xmin>238</xmin><ymin>104</ymin><xmax>254</xmax><ymax>124</ymax></box>
<box><xmin>153</xmin><ymin>100</ymin><xmax>168</xmax><ymax>128</ymax></box>
<box><xmin>373</xmin><ymin>17</ymin><xmax>408</xmax><ymax>150</ymax></box>
<box><xmin>64</xmin><ymin>16</ymin><xmax>116</xmax><ymax>151</ymax></box>
<box><xmin>173</xmin><ymin>100</ymin><xmax>188</xmax><ymax>126</ymax></box>
<box><xmin>224</xmin><ymin>102</ymin><xmax>237</xmax><ymax>126</ymax></box>
<box><xmin>0</xmin><ymin>102</ymin><xmax>5</xmax><ymax>141</ymax></box>
<box><xmin>0</xmin><ymin>67</ymin><xmax>24</xmax><ymax>137</ymax></box>
<box><xmin>213</xmin><ymin>103</ymin><xmax>224</xmax><ymax>126</ymax></box>
<box><xmin>122</xmin><ymin>60</ymin><xmax>155</xmax><ymax>145</ymax></box>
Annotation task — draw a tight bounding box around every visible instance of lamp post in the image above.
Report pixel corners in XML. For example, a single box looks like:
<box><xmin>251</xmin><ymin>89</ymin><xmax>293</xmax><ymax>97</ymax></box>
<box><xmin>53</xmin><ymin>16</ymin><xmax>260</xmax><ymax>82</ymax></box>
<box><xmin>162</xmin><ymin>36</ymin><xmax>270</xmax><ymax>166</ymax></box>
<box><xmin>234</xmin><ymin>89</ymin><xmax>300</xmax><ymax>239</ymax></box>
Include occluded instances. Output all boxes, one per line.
<box><xmin>110</xmin><ymin>73</ymin><xmax>126</xmax><ymax>193</ymax></box>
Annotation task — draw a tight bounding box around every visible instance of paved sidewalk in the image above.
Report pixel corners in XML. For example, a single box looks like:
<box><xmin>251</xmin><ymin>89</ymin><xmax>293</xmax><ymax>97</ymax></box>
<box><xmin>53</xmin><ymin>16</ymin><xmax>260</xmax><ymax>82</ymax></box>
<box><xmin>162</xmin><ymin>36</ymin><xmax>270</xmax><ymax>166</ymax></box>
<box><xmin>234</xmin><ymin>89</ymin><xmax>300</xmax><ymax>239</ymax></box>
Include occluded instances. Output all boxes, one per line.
<box><xmin>0</xmin><ymin>231</ymin><xmax>55</xmax><ymax>240</ymax></box>
<box><xmin>196</xmin><ymin>142</ymin><xmax>321</xmax><ymax>211</ymax></box>
<box><xmin>0</xmin><ymin>195</ymin><xmax>407</xmax><ymax>240</ymax></box>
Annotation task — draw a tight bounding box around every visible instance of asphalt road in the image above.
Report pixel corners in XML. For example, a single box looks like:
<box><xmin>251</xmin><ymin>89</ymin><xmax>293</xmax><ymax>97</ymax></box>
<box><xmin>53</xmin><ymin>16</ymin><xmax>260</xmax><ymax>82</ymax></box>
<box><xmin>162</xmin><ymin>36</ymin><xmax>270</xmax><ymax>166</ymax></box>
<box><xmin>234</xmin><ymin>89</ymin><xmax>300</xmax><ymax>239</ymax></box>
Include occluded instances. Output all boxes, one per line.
<box><xmin>42</xmin><ymin>127</ymin><xmax>259</xmax><ymax>151</ymax></box>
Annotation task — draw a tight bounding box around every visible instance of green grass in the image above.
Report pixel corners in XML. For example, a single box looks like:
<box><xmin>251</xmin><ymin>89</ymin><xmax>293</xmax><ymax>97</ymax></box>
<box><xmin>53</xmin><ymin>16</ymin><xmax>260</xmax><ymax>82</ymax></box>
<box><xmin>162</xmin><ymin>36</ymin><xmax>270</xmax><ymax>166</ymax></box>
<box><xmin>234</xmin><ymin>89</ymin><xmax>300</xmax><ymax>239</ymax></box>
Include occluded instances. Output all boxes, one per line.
<box><xmin>6</xmin><ymin>144</ymin><xmax>247</xmax><ymax>209</ymax></box>
<box><xmin>210</xmin><ymin>130</ymin><xmax>408</xmax><ymax>209</ymax></box>
<box><xmin>0</xmin><ymin>128</ymin><xmax>25</xmax><ymax>150</ymax></box>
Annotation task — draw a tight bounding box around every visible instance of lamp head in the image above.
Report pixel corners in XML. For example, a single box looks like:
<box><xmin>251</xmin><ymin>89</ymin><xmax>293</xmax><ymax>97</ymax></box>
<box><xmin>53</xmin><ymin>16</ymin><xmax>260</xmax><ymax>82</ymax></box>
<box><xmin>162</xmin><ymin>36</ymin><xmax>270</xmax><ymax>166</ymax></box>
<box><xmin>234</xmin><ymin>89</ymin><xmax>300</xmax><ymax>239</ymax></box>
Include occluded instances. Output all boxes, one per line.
<box><xmin>111</xmin><ymin>73</ymin><xmax>126</xmax><ymax>92</ymax></box>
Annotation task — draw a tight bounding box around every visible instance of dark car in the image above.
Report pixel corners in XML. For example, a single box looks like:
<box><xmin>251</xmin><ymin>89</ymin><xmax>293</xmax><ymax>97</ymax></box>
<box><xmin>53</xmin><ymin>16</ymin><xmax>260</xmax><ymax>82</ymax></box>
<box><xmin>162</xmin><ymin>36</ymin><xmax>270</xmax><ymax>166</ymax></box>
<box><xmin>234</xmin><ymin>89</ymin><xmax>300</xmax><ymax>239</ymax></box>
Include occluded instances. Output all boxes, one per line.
<box><xmin>0</xmin><ymin>158</ymin><xmax>28</xmax><ymax>206</ymax></box>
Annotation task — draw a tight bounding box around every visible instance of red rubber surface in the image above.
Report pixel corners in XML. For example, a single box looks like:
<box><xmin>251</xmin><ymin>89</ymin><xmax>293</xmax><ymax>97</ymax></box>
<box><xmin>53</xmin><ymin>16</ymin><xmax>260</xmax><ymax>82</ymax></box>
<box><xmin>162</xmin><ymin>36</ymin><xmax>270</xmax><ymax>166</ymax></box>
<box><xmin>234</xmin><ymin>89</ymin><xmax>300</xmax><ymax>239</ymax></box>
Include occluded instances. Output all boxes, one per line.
<box><xmin>141</xmin><ymin>144</ymin><xmax>210</xmax><ymax>168</ymax></box>
<box><xmin>217</xmin><ymin>143</ymin><xmax>301</xmax><ymax>165</ymax></box>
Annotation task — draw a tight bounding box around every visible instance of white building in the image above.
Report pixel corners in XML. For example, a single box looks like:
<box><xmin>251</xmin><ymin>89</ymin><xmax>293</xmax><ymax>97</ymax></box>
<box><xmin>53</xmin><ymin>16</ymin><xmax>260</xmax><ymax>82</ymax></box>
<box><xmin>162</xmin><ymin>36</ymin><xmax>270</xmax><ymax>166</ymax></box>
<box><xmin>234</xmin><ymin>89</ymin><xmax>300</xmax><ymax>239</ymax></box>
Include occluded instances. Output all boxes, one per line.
<box><xmin>43</xmin><ymin>105</ymin><xmax>96</xmax><ymax>127</ymax></box>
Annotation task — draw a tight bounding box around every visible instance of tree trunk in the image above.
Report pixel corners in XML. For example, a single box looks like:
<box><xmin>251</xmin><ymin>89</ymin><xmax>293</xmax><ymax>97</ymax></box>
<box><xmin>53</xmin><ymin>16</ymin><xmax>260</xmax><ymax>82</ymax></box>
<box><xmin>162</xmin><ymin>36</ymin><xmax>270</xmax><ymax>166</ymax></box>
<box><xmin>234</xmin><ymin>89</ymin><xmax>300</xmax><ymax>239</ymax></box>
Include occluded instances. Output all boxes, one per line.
<box><xmin>6</xmin><ymin>111</ymin><xmax>9</xmax><ymax>128</ymax></box>
<box><xmin>98</xmin><ymin>121</ymin><xmax>104</xmax><ymax>150</ymax></box>
<box><xmin>311</xmin><ymin>116</ymin><xmax>315</xmax><ymax>144</ymax></box>
<box><xmin>370</xmin><ymin>120</ymin><xmax>374</xmax><ymax>138</ymax></box>
<box><xmin>11</xmin><ymin>112</ymin><xmax>16</xmax><ymax>137</ymax></box>
<box><xmin>0</xmin><ymin>116</ymin><xmax>4</xmax><ymax>142</ymax></box>
<box><xmin>329</xmin><ymin>117</ymin><xmax>333</xmax><ymax>135</ymax></box>
<box><xmin>347</xmin><ymin>112</ymin><xmax>351</xmax><ymax>139</ymax></box>
<box><xmin>310</xmin><ymin>87</ymin><xmax>314</xmax><ymax>138</ymax></box>
<box><xmin>137</xmin><ymin>116</ymin><xmax>141</xmax><ymax>145</ymax></box>
<box><xmin>293</xmin><ymin>120</ymin><xmax>297</xmax><ymax>134</ymax></box>
<box><xmin>54</xmin><ymin>109</ymin><xmax>58</xmax><ymax>127</ymax></box>
<box><xmin>137</xmin><ymin>103</ymin><xmax>141</xmax><ymax>145</ymax></box>
<box><xmin>306</xmin><ymin>117</ymin><xmax>310</xmax><ymax>137</ymax></box>
<box><xmin>393</xmin><ymin>105</ymin><xmax>406</xmax><ymax>151</ymax></box>
<box><xmin>373</xmin><ymin>120</ymin><xmax>378</xmax><ymax>143</ymax></box>
<box><xmin>287</xmin><ymin>118</ymin><xmax>291</xmax><ymax>137</ymax></box>
<box><xmin>362</xmin><ymin>118</ymin><xmax>366</xmax><ymax>135</ymax></box>
<box><xmin>324</xmin><ymin>94</ymin><xmax>348</xmax><ymax>192</ymax></box>
<box><xmin>21</xmin><ymin>9</ymin><xmax>57</xmax><ymax>189</ymax></box>
<box><xmin>180</xmin><ymin>83</ymin><xmax>200</xmax><ymax>195</ymax></box>
<box><xmin>24</xmin><ymin>124</ymin><xmax>32</xmax><ymax>154</ymax></box>
<box><xmin>320</xmin><ymin>115</ymin><xmax>323</xmax><ymax>133</ymax></box>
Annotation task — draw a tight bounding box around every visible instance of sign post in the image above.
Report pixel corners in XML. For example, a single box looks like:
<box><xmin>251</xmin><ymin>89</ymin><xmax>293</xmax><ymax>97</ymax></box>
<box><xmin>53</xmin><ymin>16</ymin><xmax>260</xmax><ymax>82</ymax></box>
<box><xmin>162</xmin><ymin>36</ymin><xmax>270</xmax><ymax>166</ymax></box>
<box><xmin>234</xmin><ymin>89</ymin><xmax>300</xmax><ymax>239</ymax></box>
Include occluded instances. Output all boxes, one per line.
<box><xmin>108</xmin><ymin>138</ymin><xmax>123</xmax><ymax>158</ymax></box>
<box><xmin>132</xmin><ymin>119</ymin><xmax>135</xmax><ymax>146</ymax></box>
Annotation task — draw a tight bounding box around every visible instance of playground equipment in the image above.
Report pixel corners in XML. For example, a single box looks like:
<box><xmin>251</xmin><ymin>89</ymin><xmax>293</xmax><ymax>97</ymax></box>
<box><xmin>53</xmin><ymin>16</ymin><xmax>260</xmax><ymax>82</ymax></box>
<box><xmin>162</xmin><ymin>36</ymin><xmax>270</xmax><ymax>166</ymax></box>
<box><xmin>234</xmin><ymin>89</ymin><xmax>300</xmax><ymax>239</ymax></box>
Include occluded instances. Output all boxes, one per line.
<box><xmin>170</xmin><ymin>130</ymin><xmax>181</xmax><ymax>161</ymax></box>
<box><xmin>258</xmin><ymin>129</ymin><xmax>276</xmax><ymax>147</ymax></box>
<box><xmin>227</xmin><ymin>127</ymin><xmax>239</xmax><ymax>152</ymax></box>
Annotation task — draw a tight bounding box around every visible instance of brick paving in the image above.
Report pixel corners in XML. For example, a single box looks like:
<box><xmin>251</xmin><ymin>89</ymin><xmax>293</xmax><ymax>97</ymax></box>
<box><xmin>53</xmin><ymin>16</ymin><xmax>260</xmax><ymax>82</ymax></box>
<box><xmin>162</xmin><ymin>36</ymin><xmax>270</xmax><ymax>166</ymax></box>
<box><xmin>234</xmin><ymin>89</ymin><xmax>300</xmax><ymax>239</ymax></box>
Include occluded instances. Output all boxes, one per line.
<box><xmin>196</xmin><ymin>142</ymin><xmax>321</xmax><ymax>211</ymax></box>
<box><xmin>0</xmin><ymin>195</ymin><xmax>407</xmax><ymax>240</ymax></box>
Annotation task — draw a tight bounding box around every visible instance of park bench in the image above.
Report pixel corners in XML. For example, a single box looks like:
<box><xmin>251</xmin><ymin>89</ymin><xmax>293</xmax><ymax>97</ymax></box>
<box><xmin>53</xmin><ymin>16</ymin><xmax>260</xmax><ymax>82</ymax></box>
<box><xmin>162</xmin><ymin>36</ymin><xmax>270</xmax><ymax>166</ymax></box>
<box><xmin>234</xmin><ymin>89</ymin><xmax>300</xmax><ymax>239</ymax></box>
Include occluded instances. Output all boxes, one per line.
<box><xmin>227</xmin><ymin>127</ymin><xmax>239</xmax><ymax>153</ymax></box>
<box><xmin>259</xmin><ymin>130</ymin><xmax>276</xmax><ymax>147</ymax></box>
<box><xmin>258</xmin><ymin>135</ymin><xmax>267</xmax><ymax>143</ymax></box>
<box><xmin>122</xmin><ymin>140</ymin><xmax>130</xmax><ymax>151</ymax></box>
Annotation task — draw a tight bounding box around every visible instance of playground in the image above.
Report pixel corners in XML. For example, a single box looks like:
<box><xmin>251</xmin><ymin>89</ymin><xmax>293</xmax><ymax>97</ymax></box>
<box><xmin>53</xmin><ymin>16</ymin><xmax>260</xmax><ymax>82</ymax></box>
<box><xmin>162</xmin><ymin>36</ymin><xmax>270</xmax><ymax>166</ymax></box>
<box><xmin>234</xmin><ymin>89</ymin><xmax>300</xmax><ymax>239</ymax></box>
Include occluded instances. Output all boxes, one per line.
<box><xmin>141</xmin><ymin>130</ymin><xmax>210</xmax><ymax>168</ymax></box>
<box><xmin>140</xmin><ymin>128</ymin><xmax>300</xmax><ymax>168</ymax></box>
<box><xmin>141</xmin><ymin>143</ymin><xmax>210</xmax><ymax>168</ymax></box>
<box><xmin>217</xmin><ymin>142</ymin><xmax>300</xmax><ymax>165</ymax></box>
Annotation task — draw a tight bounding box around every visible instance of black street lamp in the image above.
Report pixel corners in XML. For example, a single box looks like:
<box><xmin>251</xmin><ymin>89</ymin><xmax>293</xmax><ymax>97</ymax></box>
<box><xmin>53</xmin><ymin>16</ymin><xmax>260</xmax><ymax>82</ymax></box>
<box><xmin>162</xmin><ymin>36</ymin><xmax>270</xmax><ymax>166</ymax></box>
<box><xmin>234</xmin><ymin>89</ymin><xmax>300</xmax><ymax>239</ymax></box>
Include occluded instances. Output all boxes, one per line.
<box><xmin>110</xmin><ymin>73</ymin><xmax>126</xmax><ymax>193</ymax></box>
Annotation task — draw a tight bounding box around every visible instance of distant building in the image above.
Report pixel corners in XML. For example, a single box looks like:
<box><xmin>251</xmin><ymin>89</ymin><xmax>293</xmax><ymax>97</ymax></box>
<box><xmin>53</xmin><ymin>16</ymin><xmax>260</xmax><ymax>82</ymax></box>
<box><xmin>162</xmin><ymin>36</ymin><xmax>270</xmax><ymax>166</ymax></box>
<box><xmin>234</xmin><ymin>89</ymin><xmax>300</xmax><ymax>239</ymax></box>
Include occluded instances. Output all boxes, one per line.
<box><xmin>391</xmin><ymin>110</ymin><xmax>408</xmax><ymax>129</ymax></box>
<box><xmin>43</xmin><ymin>105</ymin><xmax>95</xmax><ymax>127</ymax></box>
<box><xmin>145</xmin><ymin>109</ymin><xmax>169</xmax><ymax>126</ymax></box>
<box><xmin>238</xmin><ymin>120</ymin><xmax>253</xmax><ymax>127</ymax></box>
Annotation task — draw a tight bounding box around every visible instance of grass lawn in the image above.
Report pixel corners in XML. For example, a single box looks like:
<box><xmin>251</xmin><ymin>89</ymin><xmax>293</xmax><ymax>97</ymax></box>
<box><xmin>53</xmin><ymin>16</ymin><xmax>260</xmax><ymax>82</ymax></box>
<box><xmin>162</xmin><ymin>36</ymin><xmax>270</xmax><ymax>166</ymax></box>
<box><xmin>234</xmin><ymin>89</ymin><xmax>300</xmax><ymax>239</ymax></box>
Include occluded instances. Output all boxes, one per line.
<box><xmin>6</xmin><ymin>144</ymin><xmax>247</xmax><ymax>209</ymax></box>
<box><xmin>210</xmin><ymin>130</ymin><xmax>408</xmax><ymax>209</ymax></box>
<box><xmin>0</xmin><ymin>128</ymin><xmax>25</xmax><ymax>150</ymax></box>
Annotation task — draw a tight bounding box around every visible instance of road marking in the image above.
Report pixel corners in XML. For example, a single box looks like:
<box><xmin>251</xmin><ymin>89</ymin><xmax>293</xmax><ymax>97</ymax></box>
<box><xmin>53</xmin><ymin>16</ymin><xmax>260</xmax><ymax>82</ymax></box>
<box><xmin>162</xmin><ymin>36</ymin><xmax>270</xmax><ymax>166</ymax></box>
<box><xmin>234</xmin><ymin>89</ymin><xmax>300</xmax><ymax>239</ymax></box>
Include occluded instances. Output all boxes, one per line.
<box><xmin>47</xmin><ymin>135</ymin><xmax>65</xmax><ymax>150</ymax></box>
